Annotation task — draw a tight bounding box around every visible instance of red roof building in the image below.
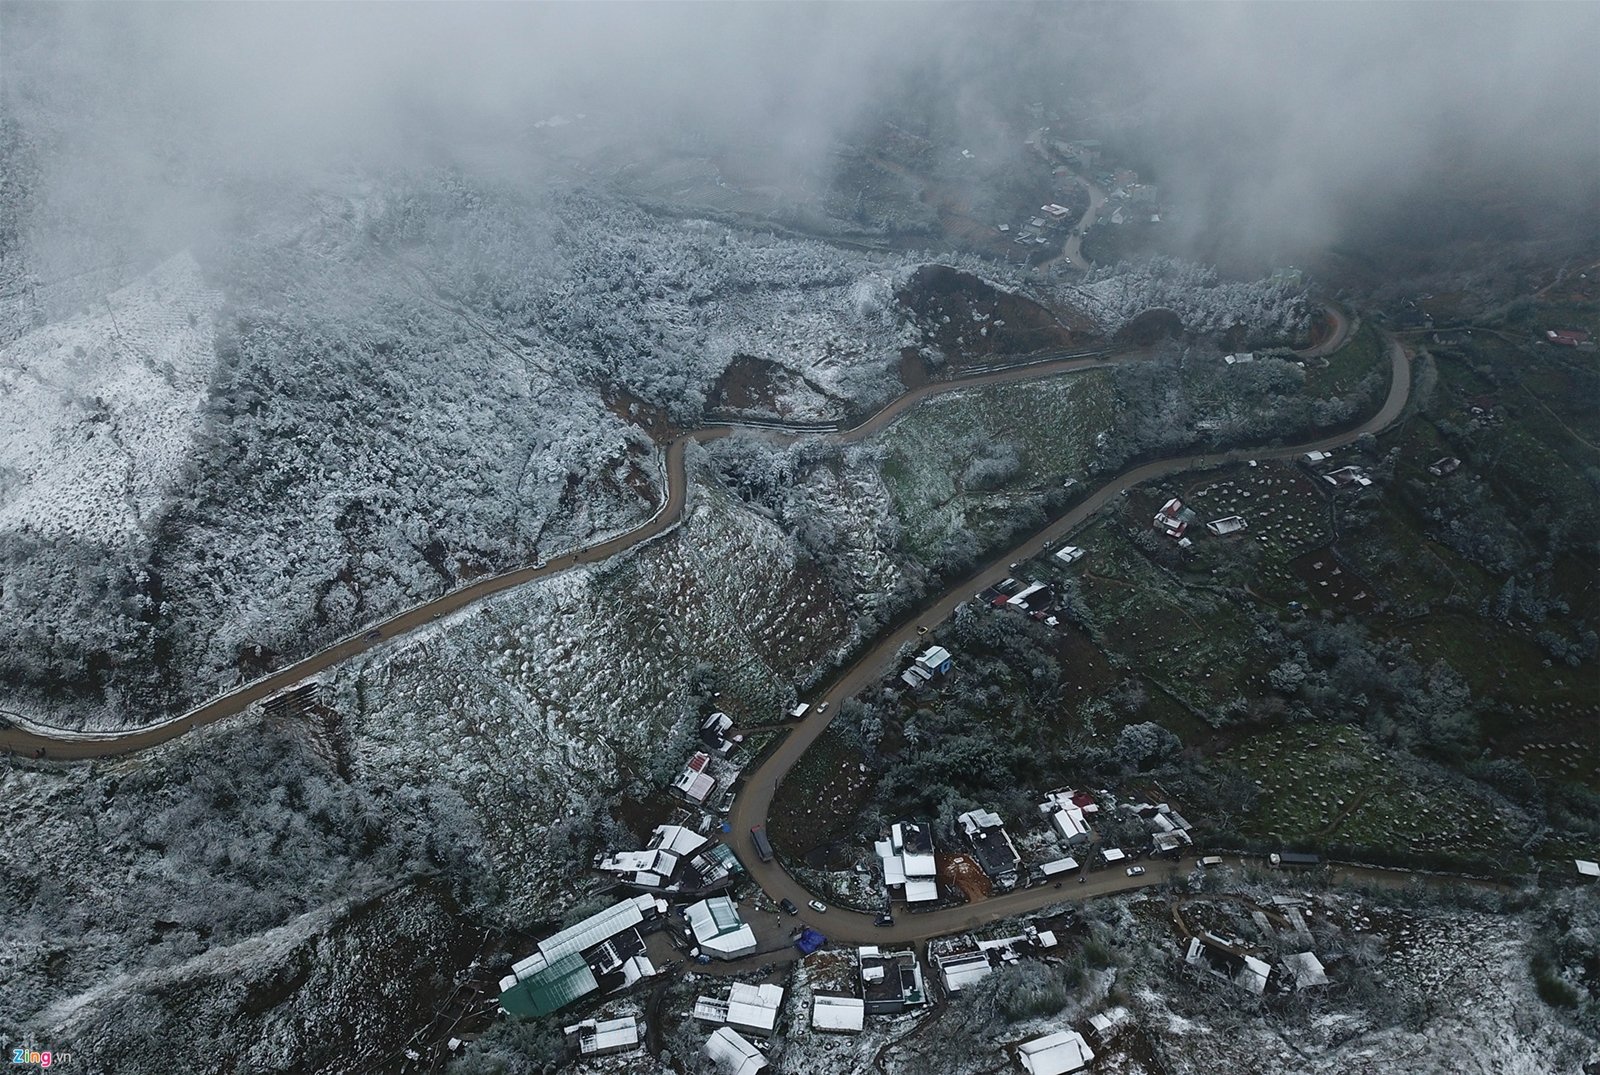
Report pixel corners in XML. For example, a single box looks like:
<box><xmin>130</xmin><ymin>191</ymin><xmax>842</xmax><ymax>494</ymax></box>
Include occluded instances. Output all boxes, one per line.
<box><xmin>1546</xmin><ymin>329</ymin><xmax>1590</xmax><ymax>347</ymax></box>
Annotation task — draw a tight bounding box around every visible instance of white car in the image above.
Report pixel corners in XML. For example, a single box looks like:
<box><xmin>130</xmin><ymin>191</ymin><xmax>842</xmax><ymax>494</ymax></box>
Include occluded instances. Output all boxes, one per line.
<box><xmin>1126</xmin><ymin>866</ymin><xmax>1146</xmax><ymax>877</ymax></box>
<box><xmin>808</xmin><ymin>900</ymin><xmax>827</xmax><ymax>913</ymax></box>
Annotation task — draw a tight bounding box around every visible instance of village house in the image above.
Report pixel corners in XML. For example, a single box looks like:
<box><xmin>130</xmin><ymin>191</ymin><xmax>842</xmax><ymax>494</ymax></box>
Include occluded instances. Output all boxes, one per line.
<box><xmin>1185</xmin><ymin>932</ymin><xmax>1272</xmax><ymax>995</ymax></box>
<box><xmin>672</xmin><ymin>751</ymin><xmax>718</xmax><ymax>805</ymax></box>
<box><xmin>1016</xmin><ymin>1028</ymin><xmax>1095</xmax><ymax>1075</ymax></box>
<box><xmin>594</xmin><ymin>823</ymin><xmax>740</xmax><ymax>892</ymax></box>
<box><xmin>1205</xmin><ymin>515</ymin><xmax>1248</xmax><ymax>537</ymax></box>
<box><xmin>877</xmin><ymin>819</ymin><xmax>939</xmax><ymax>903</ymax></box>
<box><xmin>1087</xmin><ymin>1006</ymin><xmax>1132</xmax><ymax>1043</ymax></box>
<box><xmin>901</xmin><ymin>644</ymin><xmax>954</xmax><ymax>689</ymax></box>
<box><xmin>684</xmin><ymin>895</ymin><xmax>759</xmax><ymax>959</ymax></box>
<box><xmin>1153</xmin><ymin>497</ymin><xmax>1197</xmax><ymax>539</ymax></box>
<box><xmin>1054</xmin><ymin>544</ymin><xmax>1085</xmax><ymax>565</ymax></box>
<box><xmin>857</xmin><ymin>946</ymin><xmax>928</xmax><ymax>1014</ymax></box>
<box><xmin>958</xmin><ymin>809</ymin><xmax>1022</xmax><ymax>890</ymax></box>
<box><xmin>1428</xmin><ymin>456</ymin><xmax>1461</xmax><ymax>477</ymax></box>
<box><xmin>1321</xmin><ymin>465</ymin><xmax>1374</xmax><ymax>488</ymax></box>
<box><xmin>562</xmin><ymin>1016</ymin><xmax>641</xmax><ymax>1059</ymax></box>
<box><xmin>810</xmin><ymin>994</ymin><xmax>866</xmax><ymax>1034</ymax></box>
<box><xmin>1283</xmin><ymin>951</ymin><xmax>1329</xmax><ymax>990</ymax></box>
<box><xmin>935</xmin><ymin>948</ymin><xmax>994</xmax><ymax>993</ymax></box>
<box><xmin>694</xmin><ymin>982</ymin><xmax>785</xmax><ymax>1038</ymax></box>
<box><xmin>1223</xmin><ymin>352</ymin><xmax>1256</xmax><ymax>365</ymax></box>
<box><xmin>702</xmin><ymin>1027</ymin><xmax>768</xmax><ymax>1075</ymax></box>
<box><xmin>1039</xmin><ymin>788</ymin><xmax>1096</xmax><ymax>847</ymax></box>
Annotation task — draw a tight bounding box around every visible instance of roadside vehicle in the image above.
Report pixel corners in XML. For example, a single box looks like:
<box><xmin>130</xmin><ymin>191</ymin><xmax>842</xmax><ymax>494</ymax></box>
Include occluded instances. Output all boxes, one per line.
<box><xmin>750</xmin><ymin>826</ymin><xmax>774</xmax><ymax>863</ymax></box>
<box><xmin>875</xmin><ymin>913</ymin><xmax>894</xmax><ymax>927</ymax></box>
<box><xmin>1199</xmin><ymin>856</ymin><xmax>1225</xmax><ymax>868</ymax></box>
<box><xmin>1126</xmin><ymin>866</ymin><xmax>1146</xmax><ymax>877</ymax></box>
<box><xmin>363</xmin><ymin>629</ymin><xmax>382</xmax><ymax>642</ymax></box>
<box><xmin>808</xmin><ymin>899</ymin><xmax>827</xmax><ymax>913</ymax></box>
<box><xmin>780</xmin><ymin>898</ymin><xmax>799</xmax><ymax>916</ymax></box>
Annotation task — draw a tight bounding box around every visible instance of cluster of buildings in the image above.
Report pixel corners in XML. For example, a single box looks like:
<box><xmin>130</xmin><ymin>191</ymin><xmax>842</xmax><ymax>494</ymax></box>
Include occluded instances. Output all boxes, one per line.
<box><xmin>1183</xmin><ymin>929</ymin><xmax>1329</xmax><ymax>998</ymax></box>
<box><xmin>594</xmin><ymin>823</ymin><xmax>741</xmax><ymax>894</ymax></box>
<box><xmin>499</xmin><ymin>894</ymin><xmax>665</xmax><ymax>1018</ymax></box>
<box><xmin>976</xmin><ymin>576</ymin><xmax>1064</xmax><ymax>627</ymax></box>
<box><xmin>1000</xmin><ymin>202</ymin><xmax>1078</xmax><ymax>248</ymax></box>
<box><xmin>932</xmin><ymin>926</ymin><xmax>1061</xmax><ymax>994</ymax></box>
<box><xmin>1301</xmin><ymin>450</ymin><xmax>1373</xmax><ymax>489</ymax></box>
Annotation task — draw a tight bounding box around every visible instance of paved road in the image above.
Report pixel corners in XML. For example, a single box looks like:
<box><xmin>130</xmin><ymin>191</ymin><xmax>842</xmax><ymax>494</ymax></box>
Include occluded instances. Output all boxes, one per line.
<box><xmin>0</xmin><ymin>345</ymin><xmax>1177</xmax><ymax>760</ymax></box>
<box><xmin>723</xmin><ymin>330</ymin><xmax>1410</xmax><ymax>945</ymax></box>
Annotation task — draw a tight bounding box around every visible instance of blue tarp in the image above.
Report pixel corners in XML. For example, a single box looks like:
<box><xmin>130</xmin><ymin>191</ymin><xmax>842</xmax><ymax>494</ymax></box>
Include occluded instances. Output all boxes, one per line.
<box><xmin>794</xmin><ymin>927</ymin><xmax>826</xmax><ymax>954</ymax></box>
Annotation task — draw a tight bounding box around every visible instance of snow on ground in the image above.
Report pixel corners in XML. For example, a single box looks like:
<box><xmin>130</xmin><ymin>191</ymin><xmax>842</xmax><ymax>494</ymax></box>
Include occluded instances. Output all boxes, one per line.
<box><xmin>0</xmin><ymin>252</ymin><xmax>219</xmax><ymax>543</ymax></box>
<box><xmin>1060</xmin><ymin>257</ymin><xmax>1309</xmax><ymax>340</ymax></box>
<box><xmin>336</xmin><ymin>476</ymin><xmax>861</xmax><ymax>923</ymax></box>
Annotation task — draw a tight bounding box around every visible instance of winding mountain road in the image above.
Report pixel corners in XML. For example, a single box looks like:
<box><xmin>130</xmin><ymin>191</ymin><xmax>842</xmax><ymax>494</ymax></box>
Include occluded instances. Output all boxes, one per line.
<box><xmin>1</xmin><ymin>302</ymin><xmax>1430</xmax><ymax>947</ymax></box>
<box><xmin>725</xmin><ymin>330</ymin><xmax>1410</xmax><ymax>944</ymax></box>
<box><xmin>0</xmin><ymin>301</ymin><xmax>1370</xmax><ymax>767</ymax></box>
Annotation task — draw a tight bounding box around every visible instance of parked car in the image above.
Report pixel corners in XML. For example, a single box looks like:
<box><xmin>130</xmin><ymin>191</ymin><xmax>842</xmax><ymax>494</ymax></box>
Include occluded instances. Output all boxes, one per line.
<box><xmin>817</xmin><ymin>701</ymin><xmax>829</xmax><ymax>713</ymax></box>
<box><xmin>362</xmin><ymin>629</ymin><xmax>382</xmax><ymax>642</ymax></box>
<box><xmin>779</xmin><ymin>898</ymin><xmax>799</xmax><ymax>916</ymax></box>
<box><xmin>808</xmin><ymin>900</ymin><xmax>827</xmax><ymax>913</ymax></box>
<box><xmin>1126</xmin><ymin>866</ymin><xmax>1146</xmax><ymax>877</ymax></box>
<box><xmin>875</xmin><ymin>913</ymin><xmax>894</xmax><ymax>927</ymax></box>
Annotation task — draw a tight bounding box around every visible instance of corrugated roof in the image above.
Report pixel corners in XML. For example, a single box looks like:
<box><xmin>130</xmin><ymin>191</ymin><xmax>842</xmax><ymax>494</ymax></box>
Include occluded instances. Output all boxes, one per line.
<box><xmin>500</xmin><ymin>950</ymin><xmax>598</xmax><ymax>1017</ymax></box>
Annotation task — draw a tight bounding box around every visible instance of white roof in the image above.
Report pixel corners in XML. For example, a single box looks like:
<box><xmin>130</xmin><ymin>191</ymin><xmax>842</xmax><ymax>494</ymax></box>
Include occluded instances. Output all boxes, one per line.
<box><xmin>939</xmin><ymin>953</ymin><xmax>992</xmax><ymax>992</ymax></box>
<box><xmin>1576</xmin><ymin>859</ymin><xmax>1599</xmax><ymax>877</ymax></box>
<box><xmin>725</xmin><ymin>982</ymin><xmax>783</xmax><ymax>1034</ymax></box>
<box><xmin>654</xmin><ymin>824</ymin><xmax>708</xmax><ymax>856</ymax></box>
<box><xmin>703</xmin><ymin>1027</ymin><xmax>766</xmax><ymax>1075</ymax></box>
<box><xmin>1008</xmin><ymin>582</ymin><xmax>1047</xmax><ymax>606</ymax></box>
<box><xmin>877</xmin><ymin>839</ymin><xmax>907</xmax><ymax>886</ymax></box>
<box><xmin>810</xmin><ymin>994</ymin><xmax>865</xmax><ymax>1033</ymax></box>
<box><xmin>1285</xmin><ymin>951</ymin><xmax>1329</xmax><ymax>988</ymax></box>
<box><xmin>565</xmin><ymin>1016</ymin><xmax>641</xmax><ymax>1056</ymax></box>
<box><xmin>916</xmin><ymin>645</ymin><xmax>952</xmax><ymax>669</ymax></box>
<box><xmin>1238</xmin><ymin>954</ymin><xmax>1272</xmax><ymax>994</ymax></box>
<box><xmin>905</xmin><ymin>878</ymin><xmax>939</xmax><ymax>902</ymax></box>
<box><xmin>686</xmin><ymin>896</ymin><xmax>758</xmax><ymax>958</ymax></box>
<box><xmin>1101</xmin><ymin>847</ymin><xmax>1126</xmax><ymax>862</ymax></box>
<box><xmin>1036</xmin><ymin>930</ymin><xmax>1058</xmax><ymax>948</ymax></box>
<box><xmin>959</xmin><ymin>808</ymin><xmax>1005</xmax><ymax>832</ymax></box>
<box><xmin>1018</xmin><ymin>1029</ymin><xmax>1095</xmax><ymax>1075</ymax></box>
<box><xmin>512</xmin><ymin>893</ymin><xmax>654</xmax><ymax>976</ymax></box>
<box><xmin>1039</xmin><ymin>856</ymin><xmax>1079</xmax><ymax>875</ymax></box>
<box><xmin>1088</xmin><ymin>1006</ymin><xmax>1131</xmax><ymax>1037</ymax></box>
<box><xmin>1054</xmin><ymin>545</ymin><xmax>1084</xmax><ymax>564</ymax></box>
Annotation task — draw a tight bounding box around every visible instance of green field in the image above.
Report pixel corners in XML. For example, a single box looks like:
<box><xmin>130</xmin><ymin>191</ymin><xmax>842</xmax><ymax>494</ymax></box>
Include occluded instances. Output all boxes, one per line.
<box><xmin>1219</xmin><ymin>723</ymin><xmax>1522</xmax><ymax>860</ymax></box>
<box><xmin>877</xmin><ymin>369</ymin><xmax>1114</xmax><ymax>563</ymax></box>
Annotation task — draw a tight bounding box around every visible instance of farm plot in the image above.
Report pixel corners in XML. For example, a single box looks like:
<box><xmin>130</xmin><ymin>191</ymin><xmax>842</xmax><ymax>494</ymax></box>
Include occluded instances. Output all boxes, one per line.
<box><xmin>1219</xmin><ymin>723</ymin><xmax>1522</xmax><ymax>860</ymax></box>
<box><xmin>1069</xmin><ymin>517</ymin><xmax>1265</xmax><ymax>717</ymax></box>
<box><xmin>1287</xmin><ymin>548</ymin><xmax>1378</xmax><ymax>615</ymax></box>
<box><xmin>1179</xmin><ymin>461</ymin><xmax>1332</xmax><ymax>577</ymax></box>
<box><xmin>874</xmin><ymin>370</ymin><xmax>1114</xmax><ymax>564</ymax></box>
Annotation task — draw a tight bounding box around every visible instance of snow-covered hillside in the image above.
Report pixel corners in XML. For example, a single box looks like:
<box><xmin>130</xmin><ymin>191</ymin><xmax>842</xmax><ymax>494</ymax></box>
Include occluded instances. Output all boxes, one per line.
<box><xmin>0</xmin><ymin>252</ymin><xmax>219</xmax><ymax>543</ymax></box>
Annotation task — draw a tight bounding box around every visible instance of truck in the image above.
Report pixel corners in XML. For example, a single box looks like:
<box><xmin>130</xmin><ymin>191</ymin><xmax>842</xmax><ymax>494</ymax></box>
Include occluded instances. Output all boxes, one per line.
<box><xmin>750</xmin><ymin>826</ymin><xmax>774</xmax><ymax>863</ymax></box>
<box><xmin>1270</xmin><ymin>851</ymin><xmax>1321</xmax><ymax>868</ymax></box>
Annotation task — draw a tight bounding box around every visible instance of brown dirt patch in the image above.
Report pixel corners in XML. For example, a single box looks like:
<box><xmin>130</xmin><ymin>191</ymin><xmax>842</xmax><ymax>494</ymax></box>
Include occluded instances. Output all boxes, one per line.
<box><xmin>897</xmin><ymin>264</ymin><xmax>1094</xmax><ymax>367</ymax></box>
<box><xmin>939</xmin><ymin>852</ymin><xmax>992</xmax><ymax>903</ymax></box>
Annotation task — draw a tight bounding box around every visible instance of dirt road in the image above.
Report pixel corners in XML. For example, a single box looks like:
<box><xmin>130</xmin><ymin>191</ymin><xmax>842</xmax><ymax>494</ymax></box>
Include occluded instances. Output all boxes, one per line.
<box><xmin>722</xmin><ymin>333</ymin><xmax>1409</xmax><ymax>943</ymax></box>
